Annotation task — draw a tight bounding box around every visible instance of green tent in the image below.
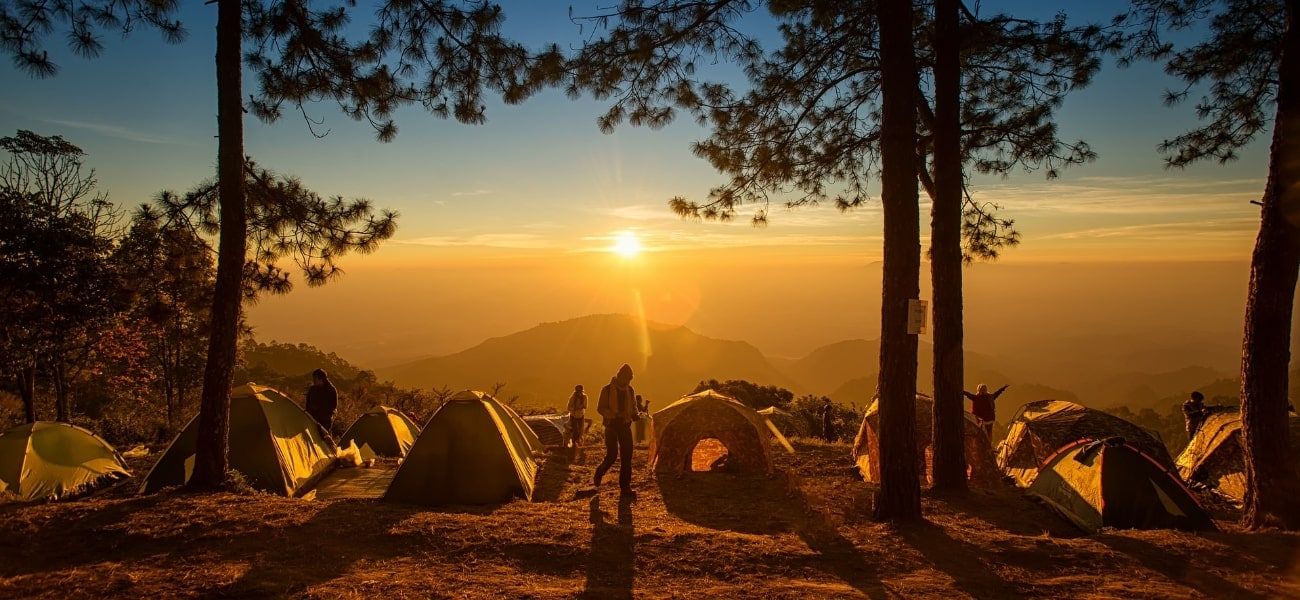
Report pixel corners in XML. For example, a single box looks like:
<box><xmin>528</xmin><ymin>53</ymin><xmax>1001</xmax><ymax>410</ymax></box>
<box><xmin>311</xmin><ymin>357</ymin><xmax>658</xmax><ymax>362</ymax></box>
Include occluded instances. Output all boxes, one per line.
<box><xmin>340</xmin><ymin>406</ymin><xmax>421</xmax><ymax>459</ymax></box>
<box><xmin>384</xmin><ymin>390</ymin><xmax>539</xmax><ymax>506</ymax></box>
<box><xmin>1028</xmin><ymin>437</ymin><xmax>1213</xmax><ymax>533</ymax></box>
<box><xmin>140</xmin><ymin>383</ymin><xmax>337</xmax><ymax>496</ymax></box>
<box><xmin>0</xmin><ymin>421</ymin><xmax>129</xmax><ymax>502</ymax></box>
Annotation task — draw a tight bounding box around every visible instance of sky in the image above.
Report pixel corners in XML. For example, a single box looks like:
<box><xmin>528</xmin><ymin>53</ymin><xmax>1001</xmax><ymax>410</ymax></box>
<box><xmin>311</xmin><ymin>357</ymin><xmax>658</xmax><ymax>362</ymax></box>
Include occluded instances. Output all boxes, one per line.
<box><xmin>0</xmin><ymin>1</ymin><xmax>1276</xmax><ymax>366</ymax></box>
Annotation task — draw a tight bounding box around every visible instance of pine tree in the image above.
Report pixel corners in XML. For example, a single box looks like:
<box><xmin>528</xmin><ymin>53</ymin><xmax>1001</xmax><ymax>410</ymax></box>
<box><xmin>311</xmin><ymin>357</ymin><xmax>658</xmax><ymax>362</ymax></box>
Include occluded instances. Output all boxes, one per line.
<box><xmin>1124</xmin><ymin>0</ymin><xmax>1300</xmax><ymax>530</ymax></box>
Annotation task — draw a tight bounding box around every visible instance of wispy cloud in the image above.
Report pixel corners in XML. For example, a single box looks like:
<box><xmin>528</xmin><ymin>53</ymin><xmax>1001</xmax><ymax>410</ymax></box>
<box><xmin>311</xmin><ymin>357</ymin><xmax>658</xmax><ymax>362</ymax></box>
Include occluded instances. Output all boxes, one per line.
<box><xmin>450</xmin><ymin>189</ymin><xmax>494</xmax><ymax>197</ymax></box>
<box><xmin>971</xmin><ymin>175</ymin><xmax>1262</xmax><ymax>216</ymax></box>
<box><xmin>40</xmin><ymin>117</ymin><xmax>182</xmax><ymax>145</ymax></box>
<box><xmin>1040</xmin><ymin>217</ymin><xmax>1259</xmax><ymax>241</ymax></box>
<box><xmin>397</xmin><ymin>233</ymin><xmax>554</xmax><ymax>249</ymax></box>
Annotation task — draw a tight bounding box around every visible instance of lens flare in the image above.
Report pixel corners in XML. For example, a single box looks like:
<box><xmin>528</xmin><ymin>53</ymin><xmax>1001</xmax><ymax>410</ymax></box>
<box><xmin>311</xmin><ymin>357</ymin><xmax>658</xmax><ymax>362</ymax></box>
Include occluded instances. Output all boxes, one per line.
<box><xmin>612</xmin><ymin>230</ymin><xmax>642</xmax><ymax>258</ymax></box>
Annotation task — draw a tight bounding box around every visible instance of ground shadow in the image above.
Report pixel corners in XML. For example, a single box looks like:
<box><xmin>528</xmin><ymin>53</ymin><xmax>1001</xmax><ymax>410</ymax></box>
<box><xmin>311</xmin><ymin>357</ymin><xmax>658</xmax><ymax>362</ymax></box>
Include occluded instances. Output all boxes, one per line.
<box><xmin>0</xmin><ymin>492</ymin><xmax>173</xmax><ymax>577</ymax></box>
<box><xmin>657</xmin><ymin>471</ymin><xmax>794</xmax><ymax>534</ymax></box>
<box><xmin>899</xmin><ymin>519</ymin><xmax>1020</xmax><ymax>598</ymax></box>
<box><xmin>533</xmin><ymin>453</ymin><xmax>576</xmax><ymax>503</ymax></box>
<box><xmin>1095</xmin><ymin>533</ymin><xmax>1269</xmax><ymax>599</ymax></box>
<box><xmin>581</xmin><ymin>493</ymin><xmax>634</xmax><ymax>599</ymax></box>
<box><xmin>927</xmin><ymin>486</ymin><xmax>1083</xmax><ymax>538</ymax></box>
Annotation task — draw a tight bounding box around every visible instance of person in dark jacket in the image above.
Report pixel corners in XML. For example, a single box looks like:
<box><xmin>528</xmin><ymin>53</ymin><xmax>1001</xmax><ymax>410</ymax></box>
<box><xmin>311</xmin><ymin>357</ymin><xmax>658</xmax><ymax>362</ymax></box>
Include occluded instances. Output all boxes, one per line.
<box><xmin>820</xmin><ymin>398</ymin><xmax>836</xmax><ymax>441</ymax></box>
<box><xmin>964</xmin><ymin>383</ymin><xmax>1009</xmax><ymax>437</ymax></box>
<box><xmin>1183</xmin><ymin>391</ymin><xmax>1208</xmax><ymax>438</ymax></box>
<box><xmin>594</xmin><ymin>363</ymin><xmax>637</xmax><ymax>495</ymax></box>
<box><xmin>305</xmin><ymin>368</ymin><xmax>338</xmax><ymax>432</ymax></box>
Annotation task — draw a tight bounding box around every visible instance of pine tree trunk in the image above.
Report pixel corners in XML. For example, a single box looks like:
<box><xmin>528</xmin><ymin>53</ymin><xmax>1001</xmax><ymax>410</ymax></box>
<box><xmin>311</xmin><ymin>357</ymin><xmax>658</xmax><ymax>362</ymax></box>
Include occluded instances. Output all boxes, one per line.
<box><xmin>873</xmin><ymin>0</ymin><xmax>923</xmax><ymax>522</ymax></box>
<box><xmin>1241</xmin><ymin>0</ymin><xmax>1300</xmax><ymax>531</ymax></box>
<box><xmin>189</xmin><ymin>0</ymin><xmax>246</xmax><ymax>491</ymax></box>
<box><xmin>929</xmin><ymin>0</ymin><xmax>967</xmax><ymax>493</ymax></box>
<box><xmin>19</xmin><ymin>364</ymin><xmax>36</xmax><ymax>423</ymax></box>
<box><xmin>53</xmin><ymin>359</ymin><xmax>68</xmax><ymax>423</ymax></box>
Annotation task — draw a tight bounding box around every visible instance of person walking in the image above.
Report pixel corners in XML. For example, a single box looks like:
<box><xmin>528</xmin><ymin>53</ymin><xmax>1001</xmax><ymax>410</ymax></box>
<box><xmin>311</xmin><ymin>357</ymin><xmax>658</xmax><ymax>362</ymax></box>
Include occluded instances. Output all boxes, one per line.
<box><xmin>964</xmin><ymin>383</ymin><xmax>1009</xmax><ymax>438</ymax></box>
<box><xmin>305</xmin><ymin>368</ymin><xmax>338</xmax><ymax>433</ymax></box>
<box><xmin>594</xmin><ymin>363</ymin><xmax>638</xmax><ymax>496</ymax></box>
<box><xmin>567</xmin><ymin>384</ymin><xmax>588</xmax><ymax>449</ymax></box>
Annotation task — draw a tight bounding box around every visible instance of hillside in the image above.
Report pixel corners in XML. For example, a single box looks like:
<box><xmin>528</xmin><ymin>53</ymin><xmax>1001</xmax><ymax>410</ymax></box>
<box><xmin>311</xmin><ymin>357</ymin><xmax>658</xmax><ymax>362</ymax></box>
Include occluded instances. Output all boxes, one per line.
<box><xmin>376</xmin><ymin>314</ymin><xmax>795</xmax><ymax>409</ymax></box>
<box><xmin>779</xmin><ymin>339</ymin><xmax>1016</xmax><ymax>398</ymax></box>
<box><xmin>1</xmin><ymin>443</ymin><xmax>1294</xmax><ymax>599</ymax></box>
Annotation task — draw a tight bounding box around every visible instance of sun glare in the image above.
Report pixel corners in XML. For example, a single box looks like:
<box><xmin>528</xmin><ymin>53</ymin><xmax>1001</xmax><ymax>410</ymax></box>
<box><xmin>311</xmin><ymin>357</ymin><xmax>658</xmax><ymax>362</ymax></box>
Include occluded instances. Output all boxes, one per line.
<box><xmin>612</xmin><ymin>231</ymin><xmax>643</xmax><ymax>258</ymax></box>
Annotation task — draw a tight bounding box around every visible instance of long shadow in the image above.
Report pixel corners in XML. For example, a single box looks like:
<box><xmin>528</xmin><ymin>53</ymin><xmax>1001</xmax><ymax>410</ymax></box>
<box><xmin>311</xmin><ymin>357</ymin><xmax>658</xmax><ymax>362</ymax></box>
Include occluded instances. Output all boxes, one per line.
<box><xmin>1095</xmin><ymin>533</ymin><xmax>1269</xmax><ymax>599</ymax></box>
<box><xmin>898</xmin><ymin>519</ymin><xmax>1020</xmax><ymax>598</ymax></box>
<box><xmin>657</xmin><ymin>471</ymin><xmax>794</xmax><ymax>534</ymax></box>
<box><xmin>533</xmin><ymin>452</ymin><xmax>576</xmax><ymax>503</ymax></box>
<box><xmin>931</xmin><ymin>487</ymin><xmax>1083</xmax><ymax>538</ymax></box>
<box><xmin>581</xmin><ymin>493</ymin><xmax>634</xmax><ymax>599</ymax></box>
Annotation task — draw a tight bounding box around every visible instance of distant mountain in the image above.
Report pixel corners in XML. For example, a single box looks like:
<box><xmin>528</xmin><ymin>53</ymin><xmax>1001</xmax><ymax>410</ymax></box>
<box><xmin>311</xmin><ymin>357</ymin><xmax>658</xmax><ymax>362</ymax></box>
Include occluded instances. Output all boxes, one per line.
<box><xmin>375</xmin><ymin>314</ymin><xmax>795</xmax><ymax>409</ymax></box>
<box><xmin>779</xmin><ymin>338</ymin><xmax>1013</xmax><ymax>397</ymax></box>
<box><xmin>1083</xmin><ymin>366</ymin><xmax>1231</xmax><ymax>409</ymax></box>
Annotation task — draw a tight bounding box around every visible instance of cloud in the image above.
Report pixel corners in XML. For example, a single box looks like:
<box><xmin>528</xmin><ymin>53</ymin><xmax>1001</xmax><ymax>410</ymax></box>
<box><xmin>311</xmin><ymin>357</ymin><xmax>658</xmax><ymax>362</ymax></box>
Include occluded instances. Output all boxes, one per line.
<box><xmin>40</xmin><ymin>117</ymin><xmax>182</xmax><ymax>145</ymax></box>
<box><xmin>971</xmin><ymin>175</ymin><xmax>1261</xmax><ymax>216</ymax></box>
<box><xmin>396</xmin><ymin>233</ymin><xmax>554</xmax><ymax>249</ymax></box>
<box><xmin>450</xmin><ymin>189</ymin><xmax>494</xmax><ymax>197</ymax></box>
<box><xmin>1040</xmin><ymin>217</ymin><xmax>1259</xmax><ymax>241</ymax></box>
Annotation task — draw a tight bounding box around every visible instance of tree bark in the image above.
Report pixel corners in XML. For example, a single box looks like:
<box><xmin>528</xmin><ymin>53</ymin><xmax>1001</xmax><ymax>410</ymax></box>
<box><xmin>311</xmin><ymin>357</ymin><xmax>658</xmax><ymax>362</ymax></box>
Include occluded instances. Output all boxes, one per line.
<box><xmin>19</xmin><ymin>363</ymin><xmax>36</xmax><ymax>423</ymax></box>
<box><xmin>873</xmin><ymin>0</ymin><xmax>924</xmax><ymax>522</ymax></box>
<box><xmin>189</xmin><ymin>0</ymin><xmax>246</xmax><ymax>491</ymax></box>
<box><xmin>53</xmin><ymin>359</ymin><xmax>68</xmax><ymax>423</ymax></box>
<box><xmin>929</xmin><ymin>0</ymin><xmax>967</xmax><ymax>493</ymax></box>
<box><xmin>1241</xmin><ymin>0</ymin><xmax>1300</xmax><ymax>530</ymax></box>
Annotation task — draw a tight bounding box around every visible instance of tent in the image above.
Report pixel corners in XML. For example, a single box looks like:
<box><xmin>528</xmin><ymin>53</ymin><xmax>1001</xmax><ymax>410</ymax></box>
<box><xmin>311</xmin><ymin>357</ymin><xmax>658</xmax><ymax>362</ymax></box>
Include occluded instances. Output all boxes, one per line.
<box><xmin>0</xmin><ymin>421</ymin><xmax>130</xmax><ymax>502</ymax></box>
<box><xmin>384</xmin><ymin>390</ymin><xmax>540</xmax><ymax>505</ymax></box>
<box><xmin>758</xmin><ymin>406</ymin><xmax>809</xmax><ymax>437</ymax></box>
<box><xmin>997</xmin><ymin>399</ymin><xmax>1174</xmax><ymax>487</ymax></box>
<box><xmin>1028</xmin><ymin>437</ymin><xmax>1213</xmax><ymax>532</ymax></box>
<box><xmin>340</xmin><ymin>406</ymin><xmax>421</xmax><ymax>459</ymax></box>
<box><xmin>140</xmin><ymin>383</ymin><xmax>337</xmax><ymax>496</ymax></box>
<box><xmin>649</xmin><ymin>390</ymin><xmax>792</xmax><ymax>474</ymax></box>
<box><xmin>522</xmin><ymin>414</ymin><xmax>568</xmax><ymax>447</ymax></box>
<box><xmin>1176</xmin><ymin>406</ymin><xmax>1300</xmax><ymax>503</ymax></box>
<box><xmin>852</xmin><ymin>394</ymin><xmax>1001</xmax><ymax>486</ymax></box>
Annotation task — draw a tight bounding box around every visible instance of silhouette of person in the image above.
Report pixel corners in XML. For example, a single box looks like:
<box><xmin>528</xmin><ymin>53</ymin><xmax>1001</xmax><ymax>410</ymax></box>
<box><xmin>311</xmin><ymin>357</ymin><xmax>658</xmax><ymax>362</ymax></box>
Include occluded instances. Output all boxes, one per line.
<box><xmin>567</xmin><ymin>384</ymin><xmax>588</xmax><ymax>449</ymax></box>
<box><xmin>594</xmin><ymin>363</ymin><xmax>637</xmax><ymax>496</ymax></box>
<box><xmin>964</xmin><ymin>383</ymin><xmax>1008</xmax><ymax>437</ymax></box>
<box><xmin>305</xmin><ymin>368</ymin><xmax>338</xmax><ymax>432</ymax></box>
<box><xmin>1183</xmin><ymin>391</ymin><xmax>1209</xmax><ymax>438</ymax></box>
<box><xmin>820</xmin><ymin>398</ymin><xmax>836</xmax><ymax>441</ymax></box>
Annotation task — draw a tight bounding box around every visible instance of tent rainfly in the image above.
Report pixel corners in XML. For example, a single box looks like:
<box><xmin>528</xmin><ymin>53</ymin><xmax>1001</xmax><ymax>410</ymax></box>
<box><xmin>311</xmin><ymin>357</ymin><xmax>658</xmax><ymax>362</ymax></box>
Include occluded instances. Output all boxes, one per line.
<box><xmin>340</xmin><ymin>406</ymin><xmax>421</xmax><ymax>459</ymax></box>
<box><xmin>0</xmin><ymin>421</ymin><xmax>130</xmax><ymax>502</ymax></box>
<box><xmin>140</xmin><ymin>383</ymin><xmax>338</xmax><ymax>496</ymax></box>
<box><xmin>384</xmin><ymin>390</ymin><xmax>540</xmax><ymax>505</ymax></box>
<box><xmin>649</xmin><ymin>390</ymin><xmax>792</xmax><ymax>474</ymax></box>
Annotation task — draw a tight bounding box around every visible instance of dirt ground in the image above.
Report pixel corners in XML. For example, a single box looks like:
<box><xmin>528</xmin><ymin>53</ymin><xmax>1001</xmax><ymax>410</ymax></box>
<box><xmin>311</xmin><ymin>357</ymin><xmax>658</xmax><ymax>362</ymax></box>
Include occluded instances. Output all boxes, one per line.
<box><xmin>1</xmin><ymin>440</ymin><xmax>1297</xmax><ymax>599</ymax></box>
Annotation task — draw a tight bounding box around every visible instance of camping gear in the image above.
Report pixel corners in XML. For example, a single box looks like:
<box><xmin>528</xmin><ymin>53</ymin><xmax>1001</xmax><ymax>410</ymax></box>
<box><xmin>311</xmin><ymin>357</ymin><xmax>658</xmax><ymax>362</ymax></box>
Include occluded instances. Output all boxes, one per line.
<box><xmin>853</xmin><ymin>393</ymin><xmax>1001</xmax><ymax>486</ymax></box>
<box><xmin>1176</xmin><ymin>406</ymin><xmax>1300</xmax><ymax>503</ymax></box>
<box><xmin>0</xmin><ymin>421</ymin><xmax>130</xmax><ymax>502</ymax></box>
<box><xmin>758</xmin><ymin>406</ymin><xmax>809</xmax><ymax>437</ymax></box>
<box><xmin>1028</xmin><ymin>437</ymin><xmax>1213</xmax><ymax>532</ymax></box>
<box><xmin>649</xmin><ymin>390</ymin><xmax>792</xmax><ymax>474</ymax></box>
<box><xmin>384</xmin><ymin>390</ymin><xmax>540</xmax><ymax>505</ymax></box>
<box><xmin>997</xmin><ymin>399</ymin><xmax>1175</xmax><ymax>487</ymax></box>
<box><xmin>522</xmin><ymin>414</ymin><xmax>568</xmax><ymax>447</ymax></box>
<box><xmin>140</xmin><ymin>383</ymin><xmax>338</xmax><ymax>496</ymax></box>
<box><xmin>340</xmin><ymin>406</ymin><xmax>421</xmax><ymax>459</ymax></box>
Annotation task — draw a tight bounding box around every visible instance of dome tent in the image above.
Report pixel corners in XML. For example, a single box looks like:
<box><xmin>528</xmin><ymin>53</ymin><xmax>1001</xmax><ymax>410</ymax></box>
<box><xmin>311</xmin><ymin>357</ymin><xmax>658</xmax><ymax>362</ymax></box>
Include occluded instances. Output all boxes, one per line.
<box><xmin>1176</xmin><ymin>406</ymin><xmax>1300</xmax><ymax>503</ymax></box>
<box><xmin>384</xmin><ymin>390</ymin><xmax>540</xmax><ymax>506</ymax></box>
<box><xmin>0</xmin><ymin>421</ymin><xmax>130</xmax><ymax>502</ymax></box>
<box><xmin>340</xmin><ymin>406</ymin><xmax>421</xmax><ymax>459</ymax></box>
<box><xmin>852</xmin><ymin>393</ymin><xmax>1001</xmax><ymax>486</ymax></box>
<box><xmin>649</xmin><ymin>390</ymin><xmax>791</xmax><ymax>474</ymax></box>
<box><xmin>757</xmin><ymin>406</ymin><xmax>808</xmax><ymax>437</ymax></box>
<box><xmin>140</xmin><ymin>383</ymin><xmax>337</xmax><ymax>496</ymax></box>
<box><xmin>522</xmin><ymin>414</ymin><xmax>569</xmax><ymax>447</ymax></box>
<box><xmin>997</xmin><ymin>399</ymin><xmax>1174</xmax><ymax>488</ymax></box>
<box><xmin>1029</xmin><ymin>437</ymin><xmax>1213</xmax><ymax>533</ymax></box>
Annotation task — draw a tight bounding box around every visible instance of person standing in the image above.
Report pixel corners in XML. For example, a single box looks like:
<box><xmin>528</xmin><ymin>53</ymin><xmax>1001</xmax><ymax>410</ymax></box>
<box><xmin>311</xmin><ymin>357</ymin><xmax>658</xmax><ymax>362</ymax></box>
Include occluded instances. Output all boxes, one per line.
<box><xmin>305</xmin><ymin>368</ymin><xmax>338</xmax><ymax>432</ymax></box>
<box><xmin>964</xmin><ymin>383</ymin><xmax>1009</xmax><ymax>438</ymax></box>
<box><xmin>1183</xmin><ymin>391</ymin><xmax>1208</xmax><ymax>438</ymax></box>
<box><xmin>820</xmin><ymin>398</ymin><xmax>836</xmax><ymax>441</ymax></box>
<box><xmin>594</xmin><ymin>363</ymin><xmax>637</xmax><ymax>495</ymax></box>
<box><xmin>567</xmin><ymin>384</ymin><xmax>588</xmax><ymax>449</ymax></box>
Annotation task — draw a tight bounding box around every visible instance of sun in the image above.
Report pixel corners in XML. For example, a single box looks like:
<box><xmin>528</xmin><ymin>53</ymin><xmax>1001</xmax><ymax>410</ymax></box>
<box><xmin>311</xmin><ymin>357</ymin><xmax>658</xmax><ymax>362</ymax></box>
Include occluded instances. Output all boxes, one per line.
<box><xmin>612</xmin><ymin>230</ymin><xmax>643</xmax><ymax>258</ymax></box>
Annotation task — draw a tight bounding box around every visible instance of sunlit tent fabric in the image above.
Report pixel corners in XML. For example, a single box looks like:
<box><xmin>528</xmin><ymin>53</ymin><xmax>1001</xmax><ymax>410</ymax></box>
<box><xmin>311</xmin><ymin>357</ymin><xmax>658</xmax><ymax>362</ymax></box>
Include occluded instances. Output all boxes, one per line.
<box><xmin>384</xmin><ymin>390</ymin><xmax>539</xmax><ymax>505</ymax></box>
<box><xmin>997</xmin><ymin>399</ymin><xmax>1174</xmax><ymax>487</ymax></box>
<box><xmin>522</xmin><ymin>414</ymin><xmax>569</xmax><ymax>447</ymax></box>
<box><xmin>340</xmin><ymin>406</ymin><xmax>421</xmax><ymax>459</ymax></box>
<box><xmin>758</xmin><ymin>406</ymin><xmax>809</xmax><ymax>437</ymax></box>
<box><xmin>1176</xmin><ymin>406</ymin><xmax>1300</xmax><ymax>503</ymax></box>
<box><xmin>1028</xmin><ymin>437</ymin><xmax>1213</xmax><ymax>533</ymax></box>
<box><xmin>852</xmin><ymin>394</ymin><xmax>1001</xmax><ymax>486</ymax></box>
<box><xmin>0</xmin><ymin>421</ymin><xmax>129</xmax><ymax>502</ymax></box>
<box><xmin>649</xmin><ymin>390</ymin><xmax>792</xmax><ymax>474</ymax></box>
<box><xmin>141</xmin><ymin>383</ymin><xmax>337</xmax><ymax>496</ymax></box>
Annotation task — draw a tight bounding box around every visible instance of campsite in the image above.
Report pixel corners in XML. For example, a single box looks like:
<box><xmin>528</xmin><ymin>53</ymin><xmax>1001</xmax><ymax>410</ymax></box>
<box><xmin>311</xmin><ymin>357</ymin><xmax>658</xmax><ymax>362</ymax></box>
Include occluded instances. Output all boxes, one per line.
<box><xmin>4</xmin><ymin>0</ymin><xmax>1300</xmax><ymax>598</ymax></box>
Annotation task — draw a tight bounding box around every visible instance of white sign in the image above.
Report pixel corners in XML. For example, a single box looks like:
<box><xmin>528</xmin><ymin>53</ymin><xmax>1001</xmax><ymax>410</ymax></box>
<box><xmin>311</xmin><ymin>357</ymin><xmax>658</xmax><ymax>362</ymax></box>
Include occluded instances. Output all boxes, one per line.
<box><xmin>907</xmin><ymin>299</ymin><xmax>928</xmax><ymax>335</ymax></box>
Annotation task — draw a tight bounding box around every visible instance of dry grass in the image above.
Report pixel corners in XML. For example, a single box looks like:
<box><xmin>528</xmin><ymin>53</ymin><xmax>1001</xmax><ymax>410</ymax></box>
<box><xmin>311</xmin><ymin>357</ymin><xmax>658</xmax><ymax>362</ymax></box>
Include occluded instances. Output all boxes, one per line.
<box><xmin>1</xmin><ymin>440</ymin><xmax>1296</xmax><ymax>599</ymax></box>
